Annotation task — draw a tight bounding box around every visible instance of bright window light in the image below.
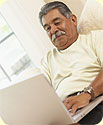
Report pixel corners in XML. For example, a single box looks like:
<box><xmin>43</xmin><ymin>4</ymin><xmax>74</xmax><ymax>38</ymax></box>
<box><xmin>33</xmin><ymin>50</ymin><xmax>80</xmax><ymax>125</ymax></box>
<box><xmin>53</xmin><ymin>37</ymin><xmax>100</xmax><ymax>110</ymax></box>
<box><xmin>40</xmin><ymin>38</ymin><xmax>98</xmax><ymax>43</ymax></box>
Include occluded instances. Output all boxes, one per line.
<box><xmin>0</xmin><ymin>13</ymin><xmax>34</xmax><ymax>84</ymax></box>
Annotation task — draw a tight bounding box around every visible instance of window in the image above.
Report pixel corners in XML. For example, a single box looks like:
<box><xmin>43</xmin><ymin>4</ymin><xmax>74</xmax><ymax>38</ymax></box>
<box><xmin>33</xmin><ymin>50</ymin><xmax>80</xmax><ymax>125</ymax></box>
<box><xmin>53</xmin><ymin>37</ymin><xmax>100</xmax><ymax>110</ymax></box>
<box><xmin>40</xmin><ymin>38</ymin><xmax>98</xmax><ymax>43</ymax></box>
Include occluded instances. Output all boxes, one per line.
<box><xmin>0</xmin><ymin>13</ymin><xmax>34</xmax><ymax>84</ymax></box>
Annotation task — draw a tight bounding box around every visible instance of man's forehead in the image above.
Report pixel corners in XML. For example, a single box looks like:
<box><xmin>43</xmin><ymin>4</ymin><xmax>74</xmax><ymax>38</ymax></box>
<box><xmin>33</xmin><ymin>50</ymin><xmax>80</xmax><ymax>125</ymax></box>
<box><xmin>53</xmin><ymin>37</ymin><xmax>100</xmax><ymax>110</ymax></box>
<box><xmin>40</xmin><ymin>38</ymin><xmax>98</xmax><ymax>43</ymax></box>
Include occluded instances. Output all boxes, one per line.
<box><xmin>42</xmin><ymin>9</ymin><xmax>65</xmax><ymax>25</ymax></box>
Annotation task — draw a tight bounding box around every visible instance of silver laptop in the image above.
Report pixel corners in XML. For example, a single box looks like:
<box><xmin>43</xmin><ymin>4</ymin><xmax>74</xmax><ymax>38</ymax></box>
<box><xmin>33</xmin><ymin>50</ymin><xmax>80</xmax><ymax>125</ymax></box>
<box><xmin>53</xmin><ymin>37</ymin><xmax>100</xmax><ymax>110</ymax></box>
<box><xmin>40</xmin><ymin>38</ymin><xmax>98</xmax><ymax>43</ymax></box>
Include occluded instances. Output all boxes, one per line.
<box><xmin>0</xmin><ymin>73</ymin><xmax>103</xmax><ymax>125</ymax></box>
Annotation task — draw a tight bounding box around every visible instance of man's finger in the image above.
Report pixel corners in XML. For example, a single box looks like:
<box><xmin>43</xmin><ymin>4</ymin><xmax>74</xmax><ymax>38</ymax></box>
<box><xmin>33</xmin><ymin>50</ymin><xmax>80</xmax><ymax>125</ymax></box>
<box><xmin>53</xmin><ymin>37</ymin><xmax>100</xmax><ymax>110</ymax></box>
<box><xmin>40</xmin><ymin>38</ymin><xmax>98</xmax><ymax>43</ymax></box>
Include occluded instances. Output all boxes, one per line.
<box><xmin>64</xmin><ymin>101</ymin><xmax>74</xmax><ymax>110</ymax></box>
<box><xmin>65</xmin><ymin>96</ymin><xmax>74</xmax><ymax>103</ymax></box>
<box><xmin>71</xmin><ymin>103</ymin><xmax>79</xmax><ymax>116</ymax></box>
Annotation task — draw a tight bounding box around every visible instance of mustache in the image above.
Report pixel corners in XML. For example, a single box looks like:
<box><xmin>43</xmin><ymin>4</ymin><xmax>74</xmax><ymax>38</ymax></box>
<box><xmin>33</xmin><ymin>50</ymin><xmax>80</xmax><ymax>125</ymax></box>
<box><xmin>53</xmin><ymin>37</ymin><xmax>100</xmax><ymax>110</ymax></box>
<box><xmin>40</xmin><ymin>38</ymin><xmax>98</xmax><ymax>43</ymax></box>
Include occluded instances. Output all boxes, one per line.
<box><xmin>52</xmin><ymin>31</ymin><xmax>66</xmax><ymax>41</ymax></box>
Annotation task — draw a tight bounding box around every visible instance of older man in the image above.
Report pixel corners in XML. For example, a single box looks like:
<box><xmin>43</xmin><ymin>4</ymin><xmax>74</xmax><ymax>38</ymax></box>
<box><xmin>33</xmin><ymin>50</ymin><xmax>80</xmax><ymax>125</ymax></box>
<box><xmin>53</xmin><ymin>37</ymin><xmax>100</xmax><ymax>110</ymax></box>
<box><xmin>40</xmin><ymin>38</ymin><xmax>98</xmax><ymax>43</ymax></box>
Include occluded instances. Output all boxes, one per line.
<box><xmin>39</xmin><ymin>1</ymin><xmax>103</xmax><ymax>124</ymax></box>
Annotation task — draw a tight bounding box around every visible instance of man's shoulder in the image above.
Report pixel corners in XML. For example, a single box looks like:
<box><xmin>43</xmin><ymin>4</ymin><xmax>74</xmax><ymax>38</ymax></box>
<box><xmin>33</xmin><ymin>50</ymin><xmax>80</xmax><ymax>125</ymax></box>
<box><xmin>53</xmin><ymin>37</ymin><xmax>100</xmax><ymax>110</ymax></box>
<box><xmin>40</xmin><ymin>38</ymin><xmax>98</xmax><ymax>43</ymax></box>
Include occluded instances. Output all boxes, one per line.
<box><xmin>86</xmin><ymin>30</ymin><xmax>103</xmax><ymax>47</ymax></box>
<box><xmin>90</xmin><ymin>30</ymin><xmax>103</xmax><ymax>41</ymax></box>
<box><xmin>80</xmin><ymin>30</ymin><xmax>103</xmax><ymax>36</ymax></box>
<box><xmin>79</xmin><ymin>30</ymin><xmax>103</xmax><ymax>40</ymax></box>
<box><xmin>90</xmin><ymin>30</ymin><xmax>103</xmax><ymax>36</ymax></box>
<box><xmin>91</xmin><ymin>30</ymin><xmax>103</xmax><ymax>34</ymax></box>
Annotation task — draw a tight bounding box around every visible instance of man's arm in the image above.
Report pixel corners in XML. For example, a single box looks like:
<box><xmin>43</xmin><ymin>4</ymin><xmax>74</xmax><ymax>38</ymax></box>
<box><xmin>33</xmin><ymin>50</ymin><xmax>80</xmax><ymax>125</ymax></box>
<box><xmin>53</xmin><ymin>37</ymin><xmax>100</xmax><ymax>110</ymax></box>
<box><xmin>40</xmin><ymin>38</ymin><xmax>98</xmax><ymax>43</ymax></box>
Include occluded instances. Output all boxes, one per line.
<box><xmin>91</xmin><ymin>69</ymin><xmax>103</xmax><ymax>97</ymax></box>
<box><xmin>63</xmin><ymin>69</ymin><xmax>103</xmax><ymax>115</ymax></box>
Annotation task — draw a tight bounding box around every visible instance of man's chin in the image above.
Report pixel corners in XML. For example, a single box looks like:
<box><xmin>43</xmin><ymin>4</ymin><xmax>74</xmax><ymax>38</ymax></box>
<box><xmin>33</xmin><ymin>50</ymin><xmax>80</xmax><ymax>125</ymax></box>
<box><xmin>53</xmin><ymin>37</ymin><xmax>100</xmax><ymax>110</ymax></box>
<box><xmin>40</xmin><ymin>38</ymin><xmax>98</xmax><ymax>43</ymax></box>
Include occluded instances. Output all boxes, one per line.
<box><xmin>55</xmin><ymin>44</ymin><xmax>68</xmax><ymax>50</ymax></box>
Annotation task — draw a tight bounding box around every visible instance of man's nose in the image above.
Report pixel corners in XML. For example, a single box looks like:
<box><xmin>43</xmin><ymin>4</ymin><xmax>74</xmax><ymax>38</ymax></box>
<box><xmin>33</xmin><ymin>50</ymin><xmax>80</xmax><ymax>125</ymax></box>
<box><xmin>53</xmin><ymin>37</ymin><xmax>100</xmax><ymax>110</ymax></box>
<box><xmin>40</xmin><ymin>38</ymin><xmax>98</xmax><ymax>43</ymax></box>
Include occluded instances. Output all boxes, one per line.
<box><xmin>50</xmin><ymin>24</ymin><xmax>58</xmax><ymax>34</ymax></box>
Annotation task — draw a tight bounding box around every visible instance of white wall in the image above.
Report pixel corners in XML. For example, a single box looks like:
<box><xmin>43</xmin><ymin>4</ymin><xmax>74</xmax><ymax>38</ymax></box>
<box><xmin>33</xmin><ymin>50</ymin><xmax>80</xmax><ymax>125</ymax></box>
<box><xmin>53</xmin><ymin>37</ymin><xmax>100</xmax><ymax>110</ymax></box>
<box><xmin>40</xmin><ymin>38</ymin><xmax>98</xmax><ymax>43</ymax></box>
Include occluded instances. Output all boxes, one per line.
<box><xmin>0</xmin><ymin>0</ymin><xmax>53</xmax><ymax>66</ymax></box>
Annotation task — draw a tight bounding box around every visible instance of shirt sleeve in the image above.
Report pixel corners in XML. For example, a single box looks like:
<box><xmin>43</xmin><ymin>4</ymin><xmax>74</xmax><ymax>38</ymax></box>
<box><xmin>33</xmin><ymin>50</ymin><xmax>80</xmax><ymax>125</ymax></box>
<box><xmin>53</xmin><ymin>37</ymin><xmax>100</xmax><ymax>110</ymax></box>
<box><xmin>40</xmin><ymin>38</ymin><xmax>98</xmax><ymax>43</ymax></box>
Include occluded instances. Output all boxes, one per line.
<box><xmin>92</xmin><ymin>30</ymin><xmax>103</xmax><ymax>67</ymax></box>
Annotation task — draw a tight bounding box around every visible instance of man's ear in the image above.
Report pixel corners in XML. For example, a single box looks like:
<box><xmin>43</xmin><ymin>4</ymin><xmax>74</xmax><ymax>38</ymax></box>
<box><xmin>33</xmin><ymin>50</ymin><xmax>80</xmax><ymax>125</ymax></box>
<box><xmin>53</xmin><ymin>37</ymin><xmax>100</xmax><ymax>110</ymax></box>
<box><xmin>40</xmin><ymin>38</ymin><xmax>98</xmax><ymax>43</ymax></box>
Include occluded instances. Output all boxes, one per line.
<box><xmin>71</xmin><ymin>14</ymin><xmax>77</xmax><ymax>26</ymax></box>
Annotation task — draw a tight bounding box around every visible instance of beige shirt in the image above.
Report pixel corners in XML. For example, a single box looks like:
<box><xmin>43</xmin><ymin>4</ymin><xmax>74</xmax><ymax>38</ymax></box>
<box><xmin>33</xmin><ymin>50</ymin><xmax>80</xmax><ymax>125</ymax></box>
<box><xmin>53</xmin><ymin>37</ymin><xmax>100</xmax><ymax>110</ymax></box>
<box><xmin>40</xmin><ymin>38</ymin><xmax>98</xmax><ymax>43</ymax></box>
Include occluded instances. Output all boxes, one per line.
<box><xmin>41</xmin><ymin>30</ymin><xmax>103</xmax><ymax>101</ymax></box>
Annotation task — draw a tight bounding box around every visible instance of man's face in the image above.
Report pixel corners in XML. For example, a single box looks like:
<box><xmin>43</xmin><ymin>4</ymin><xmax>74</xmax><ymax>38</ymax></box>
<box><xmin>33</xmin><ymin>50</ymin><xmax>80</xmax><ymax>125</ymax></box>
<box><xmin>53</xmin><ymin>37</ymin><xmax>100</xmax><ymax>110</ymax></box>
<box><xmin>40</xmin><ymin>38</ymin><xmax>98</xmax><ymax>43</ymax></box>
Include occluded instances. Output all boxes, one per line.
<box><xmin>42</xmin><ymin>8</ymin><xmax>78</xmax><ymax>50</ymax></box>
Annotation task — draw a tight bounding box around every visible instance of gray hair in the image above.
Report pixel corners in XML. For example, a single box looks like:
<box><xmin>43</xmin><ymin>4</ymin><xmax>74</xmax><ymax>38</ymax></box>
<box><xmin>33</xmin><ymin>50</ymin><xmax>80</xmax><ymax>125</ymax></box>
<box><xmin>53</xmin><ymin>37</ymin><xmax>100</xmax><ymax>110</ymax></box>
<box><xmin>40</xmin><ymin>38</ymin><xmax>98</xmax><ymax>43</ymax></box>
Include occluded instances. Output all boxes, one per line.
<box><xmin>39</xmin><ymin>1</ymin><xmax>72</xmax><ymax>26</ymax></box>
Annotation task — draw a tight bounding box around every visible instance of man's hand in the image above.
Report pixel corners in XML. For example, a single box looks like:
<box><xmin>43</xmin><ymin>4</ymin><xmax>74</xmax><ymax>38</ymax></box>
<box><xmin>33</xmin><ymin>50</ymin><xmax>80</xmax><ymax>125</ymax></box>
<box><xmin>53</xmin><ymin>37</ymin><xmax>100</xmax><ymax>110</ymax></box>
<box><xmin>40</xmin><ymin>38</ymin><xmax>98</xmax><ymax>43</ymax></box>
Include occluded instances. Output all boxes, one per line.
<box><xmin>63</xmin><ymin>93</ymin><xmax>91</xmax><ymax>116</ymax></box>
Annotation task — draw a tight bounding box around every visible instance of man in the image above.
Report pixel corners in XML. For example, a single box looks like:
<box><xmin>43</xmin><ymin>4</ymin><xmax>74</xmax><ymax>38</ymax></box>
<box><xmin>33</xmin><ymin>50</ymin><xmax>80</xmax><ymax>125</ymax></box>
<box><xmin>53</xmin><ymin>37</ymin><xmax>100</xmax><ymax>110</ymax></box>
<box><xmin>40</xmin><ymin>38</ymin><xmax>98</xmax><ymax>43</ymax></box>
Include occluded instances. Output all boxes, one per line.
<box><xmin>39</xmin><ymin>1</ymin><xmax>103</xmax><ymax>124</ymax></box>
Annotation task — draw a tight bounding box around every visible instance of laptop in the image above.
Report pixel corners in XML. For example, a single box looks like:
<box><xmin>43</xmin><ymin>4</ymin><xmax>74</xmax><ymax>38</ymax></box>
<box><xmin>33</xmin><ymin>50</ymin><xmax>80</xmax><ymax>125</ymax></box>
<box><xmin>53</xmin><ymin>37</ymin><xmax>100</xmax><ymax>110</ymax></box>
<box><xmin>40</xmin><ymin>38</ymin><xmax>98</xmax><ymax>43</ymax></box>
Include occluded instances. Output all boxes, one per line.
<box><xmin>0</xmin><ymin>73</ymin><xmax>103</xmax><ymax>125</ymax></box>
